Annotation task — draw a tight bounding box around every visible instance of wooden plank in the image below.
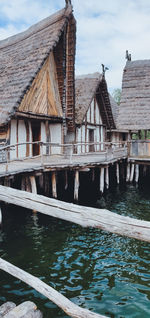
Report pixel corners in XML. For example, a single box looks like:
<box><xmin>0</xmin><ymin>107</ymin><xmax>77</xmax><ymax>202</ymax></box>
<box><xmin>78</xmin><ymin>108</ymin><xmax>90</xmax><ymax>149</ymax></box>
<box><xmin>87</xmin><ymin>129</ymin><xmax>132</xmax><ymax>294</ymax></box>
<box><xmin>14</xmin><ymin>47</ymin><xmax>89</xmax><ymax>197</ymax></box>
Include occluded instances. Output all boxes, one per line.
<box><xmin>0</xmin><ymin>258</ymin><xmax>106</xmax><ymax>318</ymax></box>
<box><xmin>4</xmin><ymin>301</ymin><xmax>37</xmax><ymax>318</ymax></box>
<box><xmin>0</xmin><ymin>186</ymin><xmax>150</xmax><ymax>242</ymax></box>
<box><xmin>0</xmin><ymin>302</ymin><xmax>16</xmax><ymax>316</ymax></box>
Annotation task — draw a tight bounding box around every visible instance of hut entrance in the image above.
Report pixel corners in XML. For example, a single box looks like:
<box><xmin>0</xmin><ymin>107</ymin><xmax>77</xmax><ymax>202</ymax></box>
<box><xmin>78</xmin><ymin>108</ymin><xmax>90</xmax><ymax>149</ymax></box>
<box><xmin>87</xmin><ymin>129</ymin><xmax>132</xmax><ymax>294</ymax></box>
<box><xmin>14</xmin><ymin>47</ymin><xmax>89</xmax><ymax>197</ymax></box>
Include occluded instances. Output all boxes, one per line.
<box><xmin>89</xmin><ymin>129</ymin><xmax>94</xmax><ymax>152</ymax></box>
<box><xmin>31</xmin><ymin>122</ymin><xmax>41</xmax><ymax>156</ymax></box>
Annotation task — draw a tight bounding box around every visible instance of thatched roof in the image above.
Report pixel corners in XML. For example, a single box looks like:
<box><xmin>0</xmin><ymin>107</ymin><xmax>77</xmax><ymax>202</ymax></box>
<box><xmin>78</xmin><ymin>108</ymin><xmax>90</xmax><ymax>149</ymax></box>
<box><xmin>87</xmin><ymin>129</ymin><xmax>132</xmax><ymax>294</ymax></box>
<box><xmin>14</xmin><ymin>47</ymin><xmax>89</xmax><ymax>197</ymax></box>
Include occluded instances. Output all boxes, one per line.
<box><xmin>0</xmin><ymin>4</ymin><xmax>73</xmax><ymax>126</ymax></box>
<box><xmin>117</xmin><ymin>59</ymin><xmax>150</xmax><ymax>130</ymax></box>
<box><xmin>109</xmin><ymin>94</ymin><xmax>119</xmax><ymax>126</ymax></box>
<box><xmin>75</xmin><ymin>73</ymin><xmax>115</xmax><ymax>129</ymax></box>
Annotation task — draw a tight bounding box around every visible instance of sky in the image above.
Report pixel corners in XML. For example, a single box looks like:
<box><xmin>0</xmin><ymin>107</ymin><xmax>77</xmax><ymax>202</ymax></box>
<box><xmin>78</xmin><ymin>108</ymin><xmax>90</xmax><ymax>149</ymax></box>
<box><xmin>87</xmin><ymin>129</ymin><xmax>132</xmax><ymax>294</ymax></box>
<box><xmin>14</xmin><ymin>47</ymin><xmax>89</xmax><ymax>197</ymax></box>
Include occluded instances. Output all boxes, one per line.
<box><xmin>0</xmin><ymin>0</ymin><xmax>150</xmax><ymax>92</ymax></box>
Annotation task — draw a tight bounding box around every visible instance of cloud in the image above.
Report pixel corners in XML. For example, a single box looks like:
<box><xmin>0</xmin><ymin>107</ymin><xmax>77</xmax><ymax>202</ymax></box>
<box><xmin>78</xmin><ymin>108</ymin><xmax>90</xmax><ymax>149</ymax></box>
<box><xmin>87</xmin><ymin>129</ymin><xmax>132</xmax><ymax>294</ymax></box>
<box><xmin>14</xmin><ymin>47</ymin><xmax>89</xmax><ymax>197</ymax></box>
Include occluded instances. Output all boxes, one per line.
<box><xmin>1</xmin><ymin>0</ymin><xmax>150</xmax><ymax>90</ymax></box>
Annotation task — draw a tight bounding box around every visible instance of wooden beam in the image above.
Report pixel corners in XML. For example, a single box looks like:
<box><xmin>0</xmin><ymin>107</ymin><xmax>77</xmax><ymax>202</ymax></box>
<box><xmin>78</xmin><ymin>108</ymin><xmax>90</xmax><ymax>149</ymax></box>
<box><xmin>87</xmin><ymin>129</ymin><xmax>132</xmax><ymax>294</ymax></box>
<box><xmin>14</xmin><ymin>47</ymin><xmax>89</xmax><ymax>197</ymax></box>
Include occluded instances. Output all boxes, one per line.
<box><xmin>51</xmin><ymin>172</ymin><xmax>57</xmax><ymax>198</ymax></box>
<box><xmin>130</xmin><ymin>164</ymin><xmax>135</xmax><ymax>182</ymax></box>
<box><xmin>126</xmin><ymin>163</ymin><xmax>130</xmax><ymax>182</ymax></box>
<box><xmin>0</xmin><ymin>186</ymin><xmax>150</xmax><ymax>242</ymax></box>
<box><xmin>105</xmin><ymin>166</ymin><xmax>109</xmax><ymax>189</ymax></box>
<box><xmin>135</xmin><ymin>164</ymin><xmax>139</xmax><ymax>183</ymax></box>
<box><xmin>116</xmin><ymin>163</ymin><xmax>119</xmax><ymax>184</ymax></box>
<box><xmin>74</xmin><ymin>170</ymin><xmax>79</xmax><ymax>201</ymax></box>
<box><xmin>0</xmin><ymin>258</ymin><xmax>106</xmax><ymax>318</ymax></box>
<box><xmin>29</xmin><ymin>176</ymin><xmax>37</xmax><ymax>194</ymax></box>
<box><xmin>100</xmin><ymin>167</ymin><xmax>104</xmax><ymax>193</ymax></box>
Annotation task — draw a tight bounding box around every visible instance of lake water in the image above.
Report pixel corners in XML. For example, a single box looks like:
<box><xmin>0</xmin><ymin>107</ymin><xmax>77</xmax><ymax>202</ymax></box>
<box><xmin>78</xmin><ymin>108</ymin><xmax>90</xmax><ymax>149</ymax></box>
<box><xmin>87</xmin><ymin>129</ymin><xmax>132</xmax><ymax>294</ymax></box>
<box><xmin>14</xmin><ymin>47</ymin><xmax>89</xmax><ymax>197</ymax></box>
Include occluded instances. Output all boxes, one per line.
<box><xmin>0</xmin><ymin>185</ymin><xmax>150</xmax><ymax>317</ymax></box>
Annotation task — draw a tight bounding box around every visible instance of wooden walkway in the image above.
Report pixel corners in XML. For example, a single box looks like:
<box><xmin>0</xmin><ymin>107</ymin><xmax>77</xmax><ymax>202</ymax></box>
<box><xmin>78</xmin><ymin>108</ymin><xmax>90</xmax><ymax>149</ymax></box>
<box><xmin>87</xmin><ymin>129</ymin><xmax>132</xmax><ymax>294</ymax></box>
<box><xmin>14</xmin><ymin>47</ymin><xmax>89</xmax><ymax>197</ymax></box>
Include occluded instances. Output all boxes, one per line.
<box><xmin>0</xmin><ymin>185</ymin><xmax>150</xmax><ymax>242</ymax></box>
<box><xmin>0</xmin><ymin>148</ymin><xmax>127</xmax><ymax>178</ymax></box>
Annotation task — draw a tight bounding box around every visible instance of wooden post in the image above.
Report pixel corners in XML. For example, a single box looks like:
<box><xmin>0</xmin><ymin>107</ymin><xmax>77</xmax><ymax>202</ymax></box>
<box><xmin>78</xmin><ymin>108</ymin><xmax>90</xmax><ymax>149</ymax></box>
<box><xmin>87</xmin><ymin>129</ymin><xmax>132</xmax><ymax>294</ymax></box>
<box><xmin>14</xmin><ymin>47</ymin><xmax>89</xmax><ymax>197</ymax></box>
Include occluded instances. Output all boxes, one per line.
<box><xmin>0</xmin><ymin>258</ymin><xmax>106</xmax><ymax>318</ymax></box>
<box><xmin>135</xmin><ymin>164</ymin><xmax>139</xmax><ymax>183</ymax></box>
<box><xmin>126</xmin><ymin>163</ymin><xmax>130</xmax><ymax>182</ymax></box>
<box><xmin>74</xmin><ymin>170</ymin><xmax>79</xmax><ymax>201</ymax></box>
<box><xmin>51</xmin><ymin>171</ymin><xmax>57</xmax><ymax>198</ymax></box>
<box><xmin>105</xmin><ymin>166</ymin><xmax>109</xmax><ymax>189</ymax></box>
<box><xmin>100</xmin><ymin>167</ymin><xmax>104</xmax><ymax>193</ymax></box>
<box><xmin>64</xmin><ymin>171</ymin><xmax>68</xmax><ymax>190</ymax></box>
<box><xmin>92</xmin><ymin>169</ymin><xmax>95</xmax><ymax>182</ymax></box>
<box><xmin>116</xmin><ymin>163</ymin><xmax>120</xmax><ymax>184</ymax></box>
<box><xmin>29</xmin><ymin>176</ymin><xmax>37</xmax><ymax>194</ymax></box>
<box><xmin>0</xmin><ymin>206</ymin><xmax>2</xmax><ymax>225</ymax></box>
<box><xmin>130</xmin><ymin>164</ymin><xmax>135</xmax><ymax>182</ymax></box>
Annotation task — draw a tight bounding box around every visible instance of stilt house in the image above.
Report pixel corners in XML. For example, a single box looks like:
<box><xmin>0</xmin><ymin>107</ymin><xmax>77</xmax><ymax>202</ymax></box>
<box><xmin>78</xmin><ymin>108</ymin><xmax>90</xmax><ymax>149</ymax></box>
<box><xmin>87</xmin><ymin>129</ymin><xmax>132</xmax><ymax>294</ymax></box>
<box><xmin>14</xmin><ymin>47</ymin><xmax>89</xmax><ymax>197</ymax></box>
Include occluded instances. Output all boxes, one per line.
<box><xmin>117</xmin><ymin>58</ymin><xmax>150</xmax><ymax>137</ymax></box>
<box><xmin>0</xmin><ymin>2</ymin><xmax>76</xmax><ymax>160</ymax></box>
<box><xmin>75</xmin><ymin>73</ymin><xmax>115</xmax><ymax>153</ymax></box>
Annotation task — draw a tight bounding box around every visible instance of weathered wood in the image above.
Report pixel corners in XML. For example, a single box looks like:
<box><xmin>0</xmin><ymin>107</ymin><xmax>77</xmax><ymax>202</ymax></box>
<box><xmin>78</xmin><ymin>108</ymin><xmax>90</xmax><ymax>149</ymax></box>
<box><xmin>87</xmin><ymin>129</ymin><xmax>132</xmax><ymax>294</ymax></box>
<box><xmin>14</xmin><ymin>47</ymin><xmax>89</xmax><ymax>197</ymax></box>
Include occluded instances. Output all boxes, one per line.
<box><xmin>4</xmin><ymin>301</ymin><xmax>37</xmax><ymax>318</ymax></box>
<box><xmin>116</xmin><ymin>163</ymin><xmax>119</xmax><ymax>184</ymax></box>
<box><xmin>130</xmin><ymin>163</ymin><xmax>135</xmax><ymax>182</ymax></box>
<box><xmin>100</xmin><ymin>168</ymin><xmax>104</xmax><ymax>193</ymax></box>
<box><xmin>105</xmin><ymin>166</ymin><xmax>109</xmax><ymax>189</ymax></box>
<box><xmin>0</xmin><ymin>258</ymin><xmax>106</xmax><ymax>318</ymax></box>
<box><xmin>0</xmin><ymin>186</ymin><xmax>150</xmax><ymax>242</ymax></box>
<box><xmin>135</xmin><ymin>164</ymin><xmax>139</xmax><ymax>183</ymax></box>
<box><xmin>64</xmin><ymin>170</ymin><xmax>68</xmax><ymax>190</ymax></box>
<box><xmin>126</xmin><ymin>163</ymin><xmax>130</xmax><ymax>182</ymax></box>
<box><xmin>0</xmin><ymin>206</ymin><xmax>2</xmax><ymax>224</ymax></box>
<box><xmin>74</xmin><ymin>170</ymin><xmax>79</xmax><ymax>201</ymax></box>
<box><xmin>0</xmin><ymin>302</ymin><xmax>16</xmax><ymax>316</ymax></box>
<box><xmin>51</xmin><ymin>171</ymin><xmax>57</xmax><ymax>198</ymax></box>
<box><xmin>29</xmin><ymin>176</ymin><xmax>37</xmax><ymax>194</ymax></box>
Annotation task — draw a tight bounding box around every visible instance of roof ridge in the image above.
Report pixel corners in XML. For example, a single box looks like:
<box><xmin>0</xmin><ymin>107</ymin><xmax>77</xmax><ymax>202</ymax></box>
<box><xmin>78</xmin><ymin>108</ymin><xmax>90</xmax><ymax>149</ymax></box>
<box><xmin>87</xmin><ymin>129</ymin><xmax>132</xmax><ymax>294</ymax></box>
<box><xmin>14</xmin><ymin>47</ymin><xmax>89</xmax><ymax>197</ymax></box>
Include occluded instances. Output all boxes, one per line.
<box><xmin>0</xmin><ymin>6</ymin><xmax>72</xmax><ymax>51</ymax></box>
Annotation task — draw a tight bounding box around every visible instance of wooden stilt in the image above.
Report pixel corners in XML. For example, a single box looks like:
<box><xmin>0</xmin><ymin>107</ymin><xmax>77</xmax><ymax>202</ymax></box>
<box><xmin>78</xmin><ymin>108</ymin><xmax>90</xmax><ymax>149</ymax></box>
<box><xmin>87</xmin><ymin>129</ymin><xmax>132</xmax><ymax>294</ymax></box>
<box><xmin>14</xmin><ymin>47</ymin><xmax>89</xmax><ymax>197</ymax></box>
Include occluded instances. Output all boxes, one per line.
<box><xmin>135</xmin><ymin>164</ymin><xmax>139</xmax><ymax>183</ymax></box>
<box><xmin>74</xmin><ymin>170</ymin><xmax>79</xmax><ymax>201</ymax></box>
<box><xmin>0</xmin><ymin>206</ymin><xmax>2</xmax><ymax>225</ymax></box>
<box><xmin>29</xmin><ymin>176</ymin><xmax>37</xmax><ymax>194</ymax></box>
<box><xmin>130</xmin><ymin>164</ymin><xmax>135</xmax><ymax>182</ymax></box>
<box><xmin>51</xmin><ymin>172</ymin><xmax>57</xmax><ymax>199</ymax></box>
<box><xmin>64</xmin><ymin>171</ymin><xmax>68</xmax><ymax>190</ymax></box>
<box><xmin>143</xmin><ymin>165</ymin><xmax>147</xmax><ymax>177</ymax></box>
<box><xmin>26</xmin><ymin>176</ymin><xmax>31</xmax><ymax>192</ymax></box>
<box><xmin>21</xmin><ymin>176</ymin><xmax>26</xmax><ymax>191</ymax></box>
<box><xmin>100</xmin><ymin>167</ymin><xmax>104</xmax><ymax>193</ymax></box>
<box><xmin>92</xmin><ymin>169</ymin><xmax>95</xmax><ymax>182</ymax></box>
<box><xmin>116</xmin><ymin>163</ymin><xmax>120</xmax><ymax>184</ymax></box>
<box><xmin>126</xmin><ymin>163</ymin><xmax>130</xmax><ymax>182</ymax></box>
<box><xmin>105</xmin><ymin>166</ymin><xmax>109</xmax><ymax>189</ymax></box>
<box><xmin>39</xmin><ymin>174</ymin><xmax>44</xmax><ymax>189</ymax></box>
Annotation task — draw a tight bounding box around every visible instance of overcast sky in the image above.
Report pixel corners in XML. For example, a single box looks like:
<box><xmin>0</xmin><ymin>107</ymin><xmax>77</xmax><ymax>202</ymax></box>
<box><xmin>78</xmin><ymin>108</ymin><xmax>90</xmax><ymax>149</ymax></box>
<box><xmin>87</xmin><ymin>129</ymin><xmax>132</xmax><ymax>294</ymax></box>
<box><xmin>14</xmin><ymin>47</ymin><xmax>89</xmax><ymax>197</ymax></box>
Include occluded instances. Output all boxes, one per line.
<box><xmin>0</xmin><ymin>0</ymin><xmax>150</xmax><ymax>91</ymax></box>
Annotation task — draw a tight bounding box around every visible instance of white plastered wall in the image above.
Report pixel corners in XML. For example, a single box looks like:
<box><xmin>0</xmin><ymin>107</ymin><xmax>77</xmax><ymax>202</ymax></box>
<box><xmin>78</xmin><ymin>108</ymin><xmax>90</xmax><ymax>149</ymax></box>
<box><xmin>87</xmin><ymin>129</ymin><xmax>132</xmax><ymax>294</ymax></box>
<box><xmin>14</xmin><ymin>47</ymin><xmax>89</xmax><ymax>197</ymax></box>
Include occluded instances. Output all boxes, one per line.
<box><xmin>49</xmin><ymin>123</ymin><xmax>62</xmax><ymax>154</ymax></box>
<box><xmin>18</xmin><ymin>120</ymin><xmax>26</xmax><ymax>158</ymax></box>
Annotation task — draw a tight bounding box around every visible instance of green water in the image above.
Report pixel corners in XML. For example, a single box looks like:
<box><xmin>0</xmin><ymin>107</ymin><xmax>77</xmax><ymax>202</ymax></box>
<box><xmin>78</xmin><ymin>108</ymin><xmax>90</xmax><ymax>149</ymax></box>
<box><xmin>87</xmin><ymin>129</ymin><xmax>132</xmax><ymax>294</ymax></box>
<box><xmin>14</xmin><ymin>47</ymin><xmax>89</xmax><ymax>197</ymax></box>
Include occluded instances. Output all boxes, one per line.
<box><xmin>0</xmin><ymin>185</ymin><xmax>150</xmax><ymax>317</ymax></box>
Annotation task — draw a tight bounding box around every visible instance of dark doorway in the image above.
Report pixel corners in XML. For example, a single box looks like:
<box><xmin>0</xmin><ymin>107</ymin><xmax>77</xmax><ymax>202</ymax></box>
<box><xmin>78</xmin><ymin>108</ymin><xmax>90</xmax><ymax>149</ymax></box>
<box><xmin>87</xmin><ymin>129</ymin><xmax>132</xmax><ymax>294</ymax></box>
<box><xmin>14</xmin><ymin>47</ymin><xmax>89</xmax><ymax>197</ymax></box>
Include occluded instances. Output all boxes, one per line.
<box><xmin>31</xmin><ymin>121</ymin><xmax>41</xmax><ymax>156</ymax></box>
<box><xmin>89</xmin><ymin>129</ymin><xmax>94</xmax><ymax>152</ymax></box>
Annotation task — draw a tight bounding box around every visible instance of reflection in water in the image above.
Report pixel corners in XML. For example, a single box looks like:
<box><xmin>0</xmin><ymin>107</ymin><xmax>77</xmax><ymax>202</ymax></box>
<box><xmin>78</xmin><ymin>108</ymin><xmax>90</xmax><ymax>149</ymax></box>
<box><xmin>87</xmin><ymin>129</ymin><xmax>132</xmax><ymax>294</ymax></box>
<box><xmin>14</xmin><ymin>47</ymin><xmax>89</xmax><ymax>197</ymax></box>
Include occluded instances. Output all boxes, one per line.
<box><xmin>0</xmin><ymin>186</ymin><xmax>150</xmax><ymax>317</ymax></box>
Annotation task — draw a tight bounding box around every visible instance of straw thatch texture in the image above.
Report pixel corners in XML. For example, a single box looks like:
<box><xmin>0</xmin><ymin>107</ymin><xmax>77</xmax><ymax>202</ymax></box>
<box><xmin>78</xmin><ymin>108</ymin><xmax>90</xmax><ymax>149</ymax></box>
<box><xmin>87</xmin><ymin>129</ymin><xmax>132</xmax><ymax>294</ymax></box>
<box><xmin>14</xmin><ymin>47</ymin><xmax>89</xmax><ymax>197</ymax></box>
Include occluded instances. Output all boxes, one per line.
<box><xmin>117</xmin><ymin>60</ymin><xmax>150</xmax><ymax>130</ymax></box>
<box><xmin>75</xmin><ymin>73</ymin><xmax>115</xmax><ymax>129</ymax></box>
<box><xmin>109</xmin><ymin>94</ymin><xmax>119</xmax><ymax>126</ymax></box>
<box><xmin>0</xmin><ymin>5</ymin><xmax>73</xmax><ymax>126</ymax></box>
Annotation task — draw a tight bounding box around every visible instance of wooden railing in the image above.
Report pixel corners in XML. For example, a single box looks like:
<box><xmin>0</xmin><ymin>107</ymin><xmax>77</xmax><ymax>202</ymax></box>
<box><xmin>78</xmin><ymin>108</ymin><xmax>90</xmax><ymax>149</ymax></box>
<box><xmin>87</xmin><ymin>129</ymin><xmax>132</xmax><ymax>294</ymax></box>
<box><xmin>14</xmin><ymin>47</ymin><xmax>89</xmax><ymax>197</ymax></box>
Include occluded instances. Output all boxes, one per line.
<box><xmin>129</xmin><ymin>140</ymin><xmax>150</xmax><ymax>158</ymax></box>
<box><xmin>0</xmin><ymin>141</ymin><xmax>128</xmax><ymax>171</ymax></box>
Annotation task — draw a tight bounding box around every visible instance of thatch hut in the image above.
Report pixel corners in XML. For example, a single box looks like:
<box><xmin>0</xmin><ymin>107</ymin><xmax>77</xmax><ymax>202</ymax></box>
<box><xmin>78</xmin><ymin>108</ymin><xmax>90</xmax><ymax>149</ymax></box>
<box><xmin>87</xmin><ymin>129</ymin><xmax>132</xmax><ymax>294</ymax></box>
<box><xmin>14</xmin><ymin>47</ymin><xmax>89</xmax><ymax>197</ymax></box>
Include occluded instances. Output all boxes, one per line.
<box><xmin>117</xmin><ymin>59</ymin><xmax>150</xmax><ymax>137</ymax></box>
<box><xmin>0</xmin><ymin>1</ymin><xmax>76</xmax><ymax>160</ymax></box>
<box><xmin>75</xmin><ymin>72</ymin><xmax>115</xmax><ymax>153</ymax></box>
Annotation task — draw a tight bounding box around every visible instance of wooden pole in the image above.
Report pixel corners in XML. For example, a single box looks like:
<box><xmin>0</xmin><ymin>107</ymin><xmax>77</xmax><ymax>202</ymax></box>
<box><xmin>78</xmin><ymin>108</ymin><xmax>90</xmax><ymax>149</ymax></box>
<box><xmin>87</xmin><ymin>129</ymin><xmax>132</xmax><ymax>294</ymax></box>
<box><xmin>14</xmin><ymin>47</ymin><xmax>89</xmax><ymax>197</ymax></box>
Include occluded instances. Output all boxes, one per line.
<box><xmin>135</xmin><ymin>164</ymin><xmax>139</xmax><ymax>183</ymax></box>
<box><xmin>74</xmin><ymin>170</ymin><xmax>79</xmax><ymax>201</ymax></box>
<box><xmin>29</xmin><ymin>176</ymin><xmax>37</xmax><ymax>194</ymax></box>
<box><xmin>0</xmin><ymin>258</ymin><xmax>106</xmax><ymax>318</ymax></box>
<box><xmin>64</xmin><ymin>171</ymin><xmax>68</xmax><ymax>190</ymax></box>
<box><xmin>130</xmin><ymin>164</ymin><xmax>135</xmax><ymax>182</ymax></box>
<box><xmin>0</xmin><ymin>206</ymin><xmax>2</xmax><ymax>225</ymax></box>
<box><xmin>126</xmin><ymin>163</ymin><xmax>130</xmax><ymax>182</ymax></box>
<box><xmin>105</xmin><ymin>166</ymin><xmax>109</xmax><ymax>189</ymax></box>
<box><xmin>100</xmin><ymin>167</ymin><xmax>104</xmax><ymax>193</ymax></box>
<box><xmin>92</xmin><ymin>169</ymin><xmax>95</xmax><ymax>182</ymax></box>
<box><xmin>116</xmin><ymin>163</ymin><xmax>119</xmax><ymax>184</ymax></box>
<box><xmin>0</xmin><ymin>185</ymin><xmax>150</xmax><ymax>242</ymax></box>
<box><xmin>51</xmin><ymin>172</ymin><xmax>57</xmax><ymax>199</ymax></box>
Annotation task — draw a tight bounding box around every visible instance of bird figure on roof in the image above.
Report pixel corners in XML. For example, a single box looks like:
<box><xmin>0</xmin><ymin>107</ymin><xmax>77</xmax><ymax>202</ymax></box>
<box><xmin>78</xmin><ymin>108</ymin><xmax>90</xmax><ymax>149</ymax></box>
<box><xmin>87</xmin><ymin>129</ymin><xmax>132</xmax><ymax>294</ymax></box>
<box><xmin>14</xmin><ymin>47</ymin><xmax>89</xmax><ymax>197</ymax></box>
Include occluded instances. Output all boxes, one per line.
<box><xmin>65</xmin><ymin>0</ymin><xmax>72</xmax><ymax>6</ymax></box>
<box><xmin>101</xmin><ymin>64</ymin><xmax>109</xmax><ymax>77</ymax></box>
